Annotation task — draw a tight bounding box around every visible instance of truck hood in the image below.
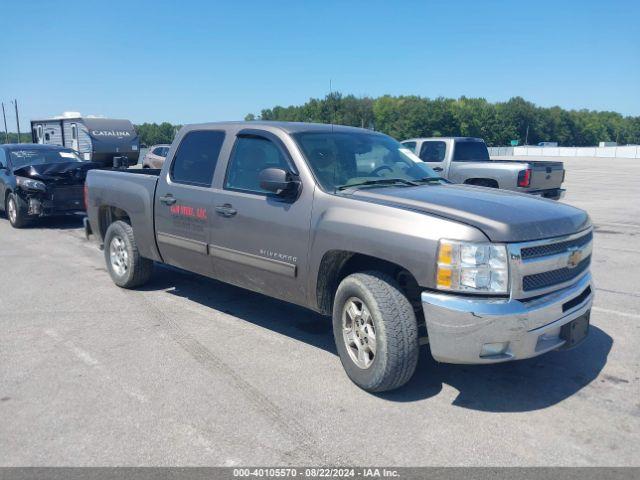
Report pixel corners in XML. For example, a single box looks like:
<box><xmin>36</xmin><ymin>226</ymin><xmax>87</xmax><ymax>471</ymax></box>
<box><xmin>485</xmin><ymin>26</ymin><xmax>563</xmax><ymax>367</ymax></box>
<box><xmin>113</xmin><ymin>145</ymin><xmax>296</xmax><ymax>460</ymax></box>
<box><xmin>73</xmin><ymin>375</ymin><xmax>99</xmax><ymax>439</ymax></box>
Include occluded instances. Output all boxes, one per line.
<box><xmin>349</xmin><ymin>184</ymin><xmax>590</xmax><ymax>242</ymax></box>
<box><xmin>13</xmin><ymin>162</ymin><xmax>102</xmax><ymax>184</ymax></box>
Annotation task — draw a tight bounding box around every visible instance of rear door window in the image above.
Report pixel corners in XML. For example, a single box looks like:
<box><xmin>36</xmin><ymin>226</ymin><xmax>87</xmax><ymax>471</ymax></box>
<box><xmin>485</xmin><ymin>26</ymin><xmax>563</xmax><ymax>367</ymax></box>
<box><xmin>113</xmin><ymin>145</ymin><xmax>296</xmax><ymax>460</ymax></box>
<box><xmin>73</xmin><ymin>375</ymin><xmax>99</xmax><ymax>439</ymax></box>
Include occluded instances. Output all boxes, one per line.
<box><xmin>170</xmin><ymin>131</ymin><xmax>225</xmax><ymax>186</ymax></box>
<box><xmin>419</xmin><ymin>141</ymin><xmax>446</xmax><ymax>162</ymax></box>
<box><xmin>453</xmin><ymin>141</ymin><xmax>490</xmax><ymax>161</ymax></box>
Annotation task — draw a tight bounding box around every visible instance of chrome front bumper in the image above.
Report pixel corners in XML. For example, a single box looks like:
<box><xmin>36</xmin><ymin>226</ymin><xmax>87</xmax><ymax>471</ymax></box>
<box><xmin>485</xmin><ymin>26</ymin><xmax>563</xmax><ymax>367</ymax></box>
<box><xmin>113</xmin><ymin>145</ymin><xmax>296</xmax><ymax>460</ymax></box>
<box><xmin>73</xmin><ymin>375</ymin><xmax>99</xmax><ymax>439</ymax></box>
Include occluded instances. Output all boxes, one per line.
<box><xmin>421</xmin><ymin>273</ymin><xmax>593</xmax><ymax>364</ymax></box>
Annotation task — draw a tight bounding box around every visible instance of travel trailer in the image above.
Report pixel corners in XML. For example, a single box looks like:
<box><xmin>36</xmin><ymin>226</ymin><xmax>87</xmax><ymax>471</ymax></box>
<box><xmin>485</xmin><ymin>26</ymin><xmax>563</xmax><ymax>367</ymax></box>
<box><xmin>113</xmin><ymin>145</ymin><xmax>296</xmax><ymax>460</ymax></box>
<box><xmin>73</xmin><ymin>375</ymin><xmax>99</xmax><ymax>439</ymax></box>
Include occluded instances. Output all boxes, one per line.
<box><xmin>30</xmin><ymin>112</ymin><xmax>140</xmax><ymax>166</ymax></box>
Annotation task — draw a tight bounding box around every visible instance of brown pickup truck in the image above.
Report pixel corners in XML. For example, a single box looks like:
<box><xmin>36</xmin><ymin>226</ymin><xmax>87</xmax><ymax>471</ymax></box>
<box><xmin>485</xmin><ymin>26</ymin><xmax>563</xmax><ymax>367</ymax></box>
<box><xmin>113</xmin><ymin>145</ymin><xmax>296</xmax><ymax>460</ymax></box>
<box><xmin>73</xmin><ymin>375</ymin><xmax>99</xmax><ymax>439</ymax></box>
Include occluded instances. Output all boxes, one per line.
<box><xmin>85</xmin><ymin>121</ymin><xmax>593</xmax><ymax>392</ymax></box>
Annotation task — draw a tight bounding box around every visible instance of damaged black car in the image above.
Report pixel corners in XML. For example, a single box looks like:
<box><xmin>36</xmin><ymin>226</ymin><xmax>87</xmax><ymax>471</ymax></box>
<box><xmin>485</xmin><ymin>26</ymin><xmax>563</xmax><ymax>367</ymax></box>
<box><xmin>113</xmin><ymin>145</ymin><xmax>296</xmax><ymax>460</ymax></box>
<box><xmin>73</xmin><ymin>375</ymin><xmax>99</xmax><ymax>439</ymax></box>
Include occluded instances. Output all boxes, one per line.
<box><xmin>0</xmin><ymin>144</ymin><xmax>101</xmax><ymax>228</ymax></box>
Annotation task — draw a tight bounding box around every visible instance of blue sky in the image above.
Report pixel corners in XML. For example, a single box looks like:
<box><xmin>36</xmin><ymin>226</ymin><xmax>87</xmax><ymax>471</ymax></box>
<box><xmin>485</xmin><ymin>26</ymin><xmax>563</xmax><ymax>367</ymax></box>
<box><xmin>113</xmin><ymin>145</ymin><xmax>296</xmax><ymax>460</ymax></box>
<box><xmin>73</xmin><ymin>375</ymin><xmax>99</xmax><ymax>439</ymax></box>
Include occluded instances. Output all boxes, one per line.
<box><xmin>2</xmin><ymin>0</ymin><xmax>639</xmax><ymax>131</ymax></box>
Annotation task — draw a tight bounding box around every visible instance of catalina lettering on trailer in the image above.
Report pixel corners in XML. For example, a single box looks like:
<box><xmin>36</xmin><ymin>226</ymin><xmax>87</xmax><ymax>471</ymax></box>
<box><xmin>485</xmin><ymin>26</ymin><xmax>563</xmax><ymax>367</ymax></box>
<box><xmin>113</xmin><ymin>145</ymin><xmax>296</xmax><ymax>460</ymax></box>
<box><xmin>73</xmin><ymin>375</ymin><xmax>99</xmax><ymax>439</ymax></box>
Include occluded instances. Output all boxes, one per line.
<box><xmin>91</xmin><ymin>130</ymin><xmax>132</xmax><ymax>137</ymax></box>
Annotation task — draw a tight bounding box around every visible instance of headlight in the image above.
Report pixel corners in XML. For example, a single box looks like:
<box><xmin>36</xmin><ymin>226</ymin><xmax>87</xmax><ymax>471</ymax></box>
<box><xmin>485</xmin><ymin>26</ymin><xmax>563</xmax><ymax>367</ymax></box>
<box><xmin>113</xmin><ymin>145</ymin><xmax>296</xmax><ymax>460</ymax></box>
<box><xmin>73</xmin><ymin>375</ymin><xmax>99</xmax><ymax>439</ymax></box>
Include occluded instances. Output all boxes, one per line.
<box><xmin>436</xmin><ymin>239</ymin><xmax>509</xmax><ymax>294</ymax></box>
<box><xmin>16</xmin><ymin>177</ymin><xmax>47</xmax><ymax>192</ymax></box>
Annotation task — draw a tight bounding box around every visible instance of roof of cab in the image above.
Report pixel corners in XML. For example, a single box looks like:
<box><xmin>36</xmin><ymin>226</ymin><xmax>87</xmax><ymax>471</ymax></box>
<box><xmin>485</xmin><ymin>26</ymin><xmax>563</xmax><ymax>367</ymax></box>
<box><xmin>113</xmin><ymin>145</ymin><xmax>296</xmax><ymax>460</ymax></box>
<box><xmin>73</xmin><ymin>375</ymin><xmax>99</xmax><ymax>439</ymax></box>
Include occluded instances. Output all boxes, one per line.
<box><xmin>182</xmin><ymin>121</ymin><xmax>381</xmax><ymax>135</ymax></box>
<box><xmin>402</xmin><ymin>137</ymin><xmax>484</xmax><ymax>142</ymax></box>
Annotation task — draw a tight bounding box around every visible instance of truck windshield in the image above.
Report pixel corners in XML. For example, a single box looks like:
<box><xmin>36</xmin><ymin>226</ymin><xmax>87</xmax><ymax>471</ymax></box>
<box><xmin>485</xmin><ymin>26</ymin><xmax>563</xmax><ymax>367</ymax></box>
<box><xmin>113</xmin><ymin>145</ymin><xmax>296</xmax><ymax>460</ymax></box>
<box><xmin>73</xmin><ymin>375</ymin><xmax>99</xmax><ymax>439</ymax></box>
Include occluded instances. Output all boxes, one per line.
<box><xmin>9</xmin><ymin>148</ymin><xmax>84</xmax><ymax>169</ymax></box>
<box><xmin>453</xmin><ymin>141</ymin><xmax>490</xmax><ymax>161</ymax></box>
<box><xmin>293</xmin><ymin>131</ymin><xmax>440</xmax><ymax>192</ymax></box>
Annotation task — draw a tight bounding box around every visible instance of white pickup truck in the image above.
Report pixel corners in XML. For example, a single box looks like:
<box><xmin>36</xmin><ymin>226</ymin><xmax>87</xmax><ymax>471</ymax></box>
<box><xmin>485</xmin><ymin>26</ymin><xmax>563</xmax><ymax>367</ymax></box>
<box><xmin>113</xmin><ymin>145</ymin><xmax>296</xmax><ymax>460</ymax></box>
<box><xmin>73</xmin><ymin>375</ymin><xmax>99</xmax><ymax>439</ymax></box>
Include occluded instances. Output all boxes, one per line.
<box><xmin>401</xmin><ymin>137</ymin><xmax>566</xmax><ymax>200</ymax></box>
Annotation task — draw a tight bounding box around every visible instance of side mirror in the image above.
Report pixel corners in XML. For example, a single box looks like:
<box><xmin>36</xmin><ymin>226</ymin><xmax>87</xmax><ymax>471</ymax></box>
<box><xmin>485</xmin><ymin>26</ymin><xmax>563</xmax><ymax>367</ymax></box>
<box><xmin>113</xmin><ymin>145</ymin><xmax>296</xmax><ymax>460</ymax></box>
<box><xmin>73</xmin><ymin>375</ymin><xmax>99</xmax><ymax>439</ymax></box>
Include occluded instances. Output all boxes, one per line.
<box><xmin>259</xmin><ymin>168</ymin><xmax>300</xmax><ymax>199</ymax></box>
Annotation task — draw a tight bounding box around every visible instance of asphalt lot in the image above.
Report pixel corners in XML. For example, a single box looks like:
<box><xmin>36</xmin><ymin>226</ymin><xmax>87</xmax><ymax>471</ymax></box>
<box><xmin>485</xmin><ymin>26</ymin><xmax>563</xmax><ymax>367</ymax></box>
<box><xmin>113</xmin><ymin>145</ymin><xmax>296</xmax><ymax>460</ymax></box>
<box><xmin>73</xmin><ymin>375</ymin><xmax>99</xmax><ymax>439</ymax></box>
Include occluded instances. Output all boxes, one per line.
<box><xmin>1</xmin><ymin>156</ymin><xmax>639</xmax><ymax>466</ymax></box>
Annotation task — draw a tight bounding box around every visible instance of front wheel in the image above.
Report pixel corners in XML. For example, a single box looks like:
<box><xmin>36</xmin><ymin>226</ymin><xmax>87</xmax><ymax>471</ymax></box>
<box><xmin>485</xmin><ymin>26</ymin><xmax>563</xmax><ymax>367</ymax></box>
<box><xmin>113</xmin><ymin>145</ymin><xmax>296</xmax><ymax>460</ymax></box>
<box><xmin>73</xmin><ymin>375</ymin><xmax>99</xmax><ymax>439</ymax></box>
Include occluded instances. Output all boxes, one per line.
<box><xmin>104</xmin><ymin>220</ymin><xmax>153</xmax><ymax>288</ymax></box>
<box><xmin>6</xmin><ymin>193</ymin><xmax>30</xmax><ymax>228</ymax></box>
<box><xmin>332</xmin><ymin>271</ymin><xmax>419</xmax><ymax>392</ymax></box>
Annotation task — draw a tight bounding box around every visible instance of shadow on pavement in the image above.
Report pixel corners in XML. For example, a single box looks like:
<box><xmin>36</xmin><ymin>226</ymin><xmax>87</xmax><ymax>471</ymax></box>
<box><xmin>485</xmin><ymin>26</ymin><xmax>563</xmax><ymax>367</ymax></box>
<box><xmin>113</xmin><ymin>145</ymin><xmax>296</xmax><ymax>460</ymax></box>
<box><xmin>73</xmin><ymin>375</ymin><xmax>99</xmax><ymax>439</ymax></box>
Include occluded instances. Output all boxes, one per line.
<box><xmin>0</xmin><ymin>213</ymin><xmax>85</xmax><ymax>230</ymax></box>
<box><xmin>144</xmin><ymin>263</ymin><xmax>612</xmax><ymax>412</ymax></box>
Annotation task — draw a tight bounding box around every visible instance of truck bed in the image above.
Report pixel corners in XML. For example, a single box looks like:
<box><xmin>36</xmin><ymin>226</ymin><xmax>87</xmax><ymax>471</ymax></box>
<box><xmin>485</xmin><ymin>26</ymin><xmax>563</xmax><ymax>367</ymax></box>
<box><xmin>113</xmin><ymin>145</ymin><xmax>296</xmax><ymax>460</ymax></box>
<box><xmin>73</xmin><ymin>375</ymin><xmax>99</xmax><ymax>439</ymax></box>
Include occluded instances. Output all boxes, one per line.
<box><xmin>460</xmin><ymin>159</ymin><xmax>564</xmax><ymax>192</ymax></box>
<box><xmin>85</xmin><ymin>168</ymin><xmax>162</xmax><ymax>261</ymax></box>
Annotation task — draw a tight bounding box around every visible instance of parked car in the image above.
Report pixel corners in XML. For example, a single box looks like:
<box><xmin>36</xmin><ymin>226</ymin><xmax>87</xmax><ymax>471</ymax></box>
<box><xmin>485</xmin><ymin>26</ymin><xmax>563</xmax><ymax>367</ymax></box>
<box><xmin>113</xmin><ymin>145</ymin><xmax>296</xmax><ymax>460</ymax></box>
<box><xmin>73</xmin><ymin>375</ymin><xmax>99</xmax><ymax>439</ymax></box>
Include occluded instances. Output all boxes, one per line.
<box><xmin>401</xmin><ymin>137</ymin><xmax>565</xmax><ymax>199</ymax></box>
<box><xmin>0</xmin><ymin>144</ymin><xmax>101</xmax><ymax>228</ymax></box>
<box><xmin>85</xmin><ymin>122</ymin><xmax>593</xmax><ymax>392</ymax></box>
<box><xmin>142</xmin><ymin>144</ymin><xmax>171</xmax><ymax>169</ymax></box>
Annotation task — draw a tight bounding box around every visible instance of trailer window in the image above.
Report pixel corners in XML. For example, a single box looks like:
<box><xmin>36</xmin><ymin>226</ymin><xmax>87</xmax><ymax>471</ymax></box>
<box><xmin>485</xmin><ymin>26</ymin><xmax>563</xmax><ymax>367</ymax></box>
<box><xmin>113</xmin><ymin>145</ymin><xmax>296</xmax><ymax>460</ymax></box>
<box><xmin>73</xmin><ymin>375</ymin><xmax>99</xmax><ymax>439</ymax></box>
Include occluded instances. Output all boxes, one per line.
<box><xmin>170</xmin><ymin>130</ymin><xmax>225</xmax><ymax>187</ymax></box>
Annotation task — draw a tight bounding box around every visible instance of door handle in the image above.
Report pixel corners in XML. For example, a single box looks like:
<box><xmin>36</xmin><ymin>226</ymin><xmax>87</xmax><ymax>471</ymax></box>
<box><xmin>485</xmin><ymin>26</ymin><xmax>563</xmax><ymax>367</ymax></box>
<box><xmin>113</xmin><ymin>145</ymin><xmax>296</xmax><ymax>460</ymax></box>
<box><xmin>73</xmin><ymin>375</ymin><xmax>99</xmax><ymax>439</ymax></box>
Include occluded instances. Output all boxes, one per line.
<box><xmin>433</xmin><ymin>167</ymin><xmax>443</xmax><ymax>172</ymax></box>
<box><xmin>215</xmin><ymin>204</ymin><xmax>237</xmax><ymax>217</ymax></box>
<box><xmin>159</xmin><ymin>194</ymin><xmax>177</xmax><ymax>205</ymax></box>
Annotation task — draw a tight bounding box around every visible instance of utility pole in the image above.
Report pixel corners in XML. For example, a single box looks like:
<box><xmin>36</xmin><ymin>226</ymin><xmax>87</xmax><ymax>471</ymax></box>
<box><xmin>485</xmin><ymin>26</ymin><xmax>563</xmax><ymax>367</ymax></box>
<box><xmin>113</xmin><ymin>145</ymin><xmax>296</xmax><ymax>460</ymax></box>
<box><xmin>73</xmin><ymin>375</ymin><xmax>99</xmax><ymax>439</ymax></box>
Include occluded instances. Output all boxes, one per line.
<box><xmin>13</xmin><ymin>99</ymin><xmax>21</xmax><ymax>143</ymax></box>
<box><xmin>1</xmin><ymin>102</ymin><xmax>8</xmax><ymax>143</ymax></box>
<box><xmin>525</xmin><ymin>124</ymin><xmax>529</xmax><ymax>146</ymax></box>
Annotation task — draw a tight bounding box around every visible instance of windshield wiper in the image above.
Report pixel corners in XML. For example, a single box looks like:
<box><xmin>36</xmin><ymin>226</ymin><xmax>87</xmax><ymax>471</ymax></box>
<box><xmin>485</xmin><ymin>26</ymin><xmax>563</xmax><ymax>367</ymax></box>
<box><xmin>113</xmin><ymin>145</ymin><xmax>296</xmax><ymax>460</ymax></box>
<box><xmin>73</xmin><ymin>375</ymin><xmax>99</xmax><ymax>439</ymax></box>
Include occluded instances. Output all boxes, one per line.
<box><xmin>337</xmin><ymin>178</ymin><xmax>420</xmax><ymax>191</ymax></box>
<box><xmin>414</xmin><ymin>176</ymin><xmax>449</xmax><ymax>184</ymax></box>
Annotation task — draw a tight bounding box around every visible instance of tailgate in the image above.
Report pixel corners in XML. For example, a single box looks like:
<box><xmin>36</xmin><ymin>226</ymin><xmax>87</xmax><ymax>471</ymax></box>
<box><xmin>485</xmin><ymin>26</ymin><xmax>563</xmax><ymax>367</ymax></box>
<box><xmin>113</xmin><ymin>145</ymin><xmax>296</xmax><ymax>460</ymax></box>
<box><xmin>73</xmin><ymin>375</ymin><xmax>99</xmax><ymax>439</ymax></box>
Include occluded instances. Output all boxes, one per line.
<box><xmin>528</xmin><ymin>162</ymin><xmax>564</xmax><ymax>189</ymax></box>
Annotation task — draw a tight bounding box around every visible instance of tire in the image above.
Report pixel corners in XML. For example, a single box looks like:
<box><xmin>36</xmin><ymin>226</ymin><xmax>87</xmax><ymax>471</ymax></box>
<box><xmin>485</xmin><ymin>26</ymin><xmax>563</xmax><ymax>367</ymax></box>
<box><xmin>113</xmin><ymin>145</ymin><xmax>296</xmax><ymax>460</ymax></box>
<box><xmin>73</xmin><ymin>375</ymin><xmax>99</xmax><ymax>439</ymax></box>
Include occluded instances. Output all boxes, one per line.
<box><xmin>332</xmin><ymin>271</ymin><xmax>419</xmax><ymax>392</ymax></box>
<box><xmin>6</xmin><ymin>192</ymin><xmax>30</xmax><ymax>228</ymax></box>
<box><xmin>104</xmin><ymin>220</ymin><xmax>153</xmax><ymax>288</ymax></box>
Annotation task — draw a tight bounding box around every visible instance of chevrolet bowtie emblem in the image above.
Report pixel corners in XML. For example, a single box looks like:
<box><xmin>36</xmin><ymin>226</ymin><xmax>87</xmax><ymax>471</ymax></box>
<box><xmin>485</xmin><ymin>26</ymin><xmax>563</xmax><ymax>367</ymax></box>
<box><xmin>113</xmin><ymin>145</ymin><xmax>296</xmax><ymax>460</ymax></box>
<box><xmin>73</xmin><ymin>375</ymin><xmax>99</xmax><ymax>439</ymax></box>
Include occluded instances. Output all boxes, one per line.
<box><xmin>567</xmin><ymin>247</ymin><xmax>583</xmax><ymax>268</ymax></box>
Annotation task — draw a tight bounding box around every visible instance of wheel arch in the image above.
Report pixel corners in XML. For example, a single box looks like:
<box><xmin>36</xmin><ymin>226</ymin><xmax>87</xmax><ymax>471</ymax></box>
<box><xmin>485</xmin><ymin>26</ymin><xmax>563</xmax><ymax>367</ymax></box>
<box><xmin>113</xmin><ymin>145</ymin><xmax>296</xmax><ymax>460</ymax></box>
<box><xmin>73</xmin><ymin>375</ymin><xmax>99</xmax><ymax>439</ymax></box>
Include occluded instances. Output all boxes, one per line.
<box><xmin>97</xmin><ymin>205</ymin><xmax>132</xmax><ymax>242</ymax></box>
<box><xmin>464</xmin><ymin>178</ymin><xmax>499</xmax><ymax>188</ymax></box>
<box><xmin>316</xmin><ymin>250</ymin><xmax>422</xmax><ymax>316</ymax></box>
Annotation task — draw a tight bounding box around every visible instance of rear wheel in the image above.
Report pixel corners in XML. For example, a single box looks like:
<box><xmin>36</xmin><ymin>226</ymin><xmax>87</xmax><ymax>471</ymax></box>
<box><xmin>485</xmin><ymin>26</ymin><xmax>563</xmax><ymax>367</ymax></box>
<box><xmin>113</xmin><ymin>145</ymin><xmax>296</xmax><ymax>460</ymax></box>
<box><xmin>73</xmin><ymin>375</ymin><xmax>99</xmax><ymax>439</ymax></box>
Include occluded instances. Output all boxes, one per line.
<box><xmin>6</xmin><ymin>193</ymin><xmax>30</xmax><ymax>228</ymax></box>
<box><xmin>104</xmin><ymin>220</ymin><xmax>153</xmax><ymax>288</ymax></box>
<box><xmin>332</xmin><ymin>271</ymin><xmax>419</xmax><ymax>392</ymax></box>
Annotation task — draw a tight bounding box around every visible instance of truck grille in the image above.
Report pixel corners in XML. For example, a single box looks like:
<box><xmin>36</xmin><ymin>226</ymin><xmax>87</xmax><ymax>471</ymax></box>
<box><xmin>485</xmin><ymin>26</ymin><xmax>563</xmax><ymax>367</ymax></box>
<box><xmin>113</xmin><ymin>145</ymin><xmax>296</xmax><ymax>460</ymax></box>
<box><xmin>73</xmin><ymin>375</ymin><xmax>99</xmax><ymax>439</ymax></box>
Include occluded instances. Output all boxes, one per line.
<box><xmin>510</xmin><ymin>229</ymin><xmax>593</xmax><ymax>298</ymax></box>
<box><xmin>523</xmin><ymin>257</ymin><xmax>591</xmax><ymax>291</ymax></box>
<box><xmin>521</xmin><ymin>232</ymin><xmax>592</xmax><ymax>260</ymax></box>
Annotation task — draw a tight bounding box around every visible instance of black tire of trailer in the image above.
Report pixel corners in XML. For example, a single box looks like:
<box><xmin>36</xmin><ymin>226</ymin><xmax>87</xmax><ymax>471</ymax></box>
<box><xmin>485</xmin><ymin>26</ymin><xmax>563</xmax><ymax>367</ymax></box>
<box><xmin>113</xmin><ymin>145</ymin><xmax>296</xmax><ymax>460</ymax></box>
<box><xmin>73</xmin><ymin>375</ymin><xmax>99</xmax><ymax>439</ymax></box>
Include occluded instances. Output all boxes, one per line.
<box><xmin>6</xmin><ymin>192</ymin><xmax>31</xmax><ymax>228</ymax></box>
<box><xmin>332</xmin><ymin>271</ymin><xmax>419</xmax><ymax>392</ymax></box>
<box><xmin>103</xmin><ymin>220</ymin><xmax>154</xmax><ymax>288</ymax></box>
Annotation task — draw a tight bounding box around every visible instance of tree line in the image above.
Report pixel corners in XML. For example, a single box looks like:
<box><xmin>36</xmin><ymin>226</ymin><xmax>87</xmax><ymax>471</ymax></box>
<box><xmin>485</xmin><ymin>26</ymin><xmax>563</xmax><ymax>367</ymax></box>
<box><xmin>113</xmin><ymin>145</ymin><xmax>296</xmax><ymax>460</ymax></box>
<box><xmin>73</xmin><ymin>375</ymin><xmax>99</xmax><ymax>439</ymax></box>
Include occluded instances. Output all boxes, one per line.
<box><xmin>246</xmin><ymin>94</ymin><xmax>640</xmax><ymax>146</ymax></box>
<box><xmin>3</xmin><ymin>96</ymin><xmax>638</xmax><ymax>146</ymax></box>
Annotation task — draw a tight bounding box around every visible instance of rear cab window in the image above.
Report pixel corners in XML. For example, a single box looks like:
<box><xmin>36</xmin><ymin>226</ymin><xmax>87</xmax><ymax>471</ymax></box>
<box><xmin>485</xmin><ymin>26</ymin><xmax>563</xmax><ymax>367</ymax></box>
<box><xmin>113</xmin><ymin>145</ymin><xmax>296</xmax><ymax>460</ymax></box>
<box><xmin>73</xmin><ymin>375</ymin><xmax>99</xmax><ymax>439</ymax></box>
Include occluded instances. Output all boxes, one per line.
<box><xmin>170</xmin><ymin>131</ymin><xmax>225</xmax><ymax>187</ymax></box>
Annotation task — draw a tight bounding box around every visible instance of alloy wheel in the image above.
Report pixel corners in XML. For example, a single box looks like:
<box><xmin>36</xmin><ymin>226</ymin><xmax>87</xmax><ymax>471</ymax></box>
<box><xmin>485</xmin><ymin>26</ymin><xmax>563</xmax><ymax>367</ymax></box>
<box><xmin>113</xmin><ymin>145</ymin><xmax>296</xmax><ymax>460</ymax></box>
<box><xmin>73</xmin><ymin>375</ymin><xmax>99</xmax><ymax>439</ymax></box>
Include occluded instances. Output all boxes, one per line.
<box><xmin>342</xmin><ymin>297</ymin><xmax>377</xmax><ymax>369</ymax></box>
<box><xmin>7</xmin><ymin>197</ymin><xmax>17</xmax><ymax>224</ymax></box>
<box><xmin>109</xmin><ymin>236</ymin><xmax>129</xmax><ymax>277</ymax></box>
